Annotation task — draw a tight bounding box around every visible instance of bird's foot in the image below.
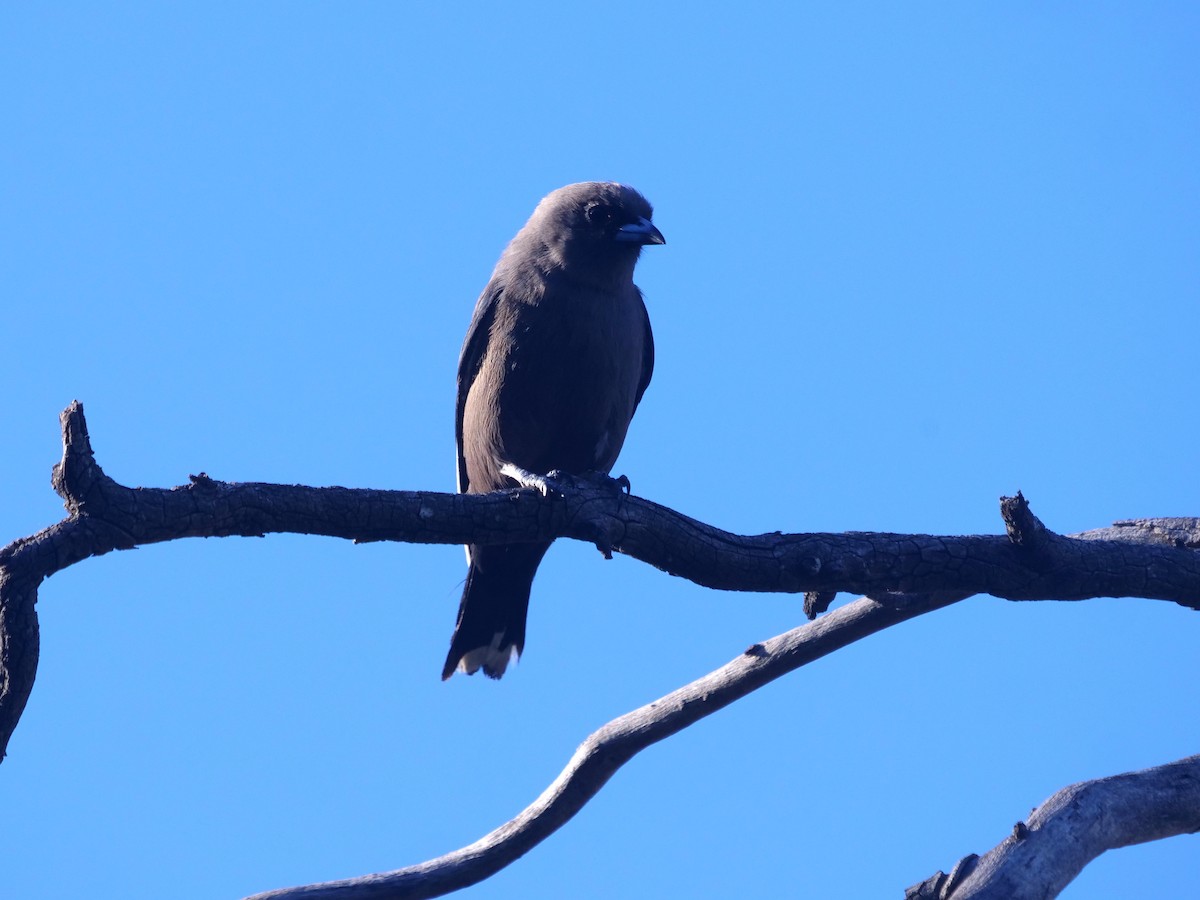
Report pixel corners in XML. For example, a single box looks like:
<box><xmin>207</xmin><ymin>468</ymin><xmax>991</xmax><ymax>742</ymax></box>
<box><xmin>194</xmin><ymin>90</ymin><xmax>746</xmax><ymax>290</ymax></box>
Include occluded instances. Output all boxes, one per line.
<box><xmin>573</xmin><ymin>470</ymin><xmax>632</xmax><ymax>497</ymax></box>
<box><xmin>499</xmin><ymin>463</ymin><xmax>568</xmax><ymax>498</ymax></box>
<box><xmin>500</xmin><ymin>464</ymin><xmax>631</xmax><ymax>499</ymax></box>
<box><xmin>498</xmin><ymin>464</ymin><xmax>629</xmax><ymax>560</ymax></box>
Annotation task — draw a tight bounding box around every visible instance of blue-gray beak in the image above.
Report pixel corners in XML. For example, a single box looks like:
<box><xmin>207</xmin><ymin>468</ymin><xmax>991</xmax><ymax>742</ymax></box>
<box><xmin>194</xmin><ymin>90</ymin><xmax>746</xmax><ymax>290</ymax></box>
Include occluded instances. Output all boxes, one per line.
<box><xmin>614</xmin><ymin>216</ymin><xmax>666</xmax><ymax>245</ymax></box>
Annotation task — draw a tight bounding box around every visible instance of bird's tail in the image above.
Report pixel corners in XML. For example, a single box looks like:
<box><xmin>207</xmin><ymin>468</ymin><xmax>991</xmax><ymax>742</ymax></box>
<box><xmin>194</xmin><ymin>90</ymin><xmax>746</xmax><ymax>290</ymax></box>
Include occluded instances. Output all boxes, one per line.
<box><xmin>442</xmin><ymin>542</ymin><xmax>550</xmax><ymax>680</ymax></box>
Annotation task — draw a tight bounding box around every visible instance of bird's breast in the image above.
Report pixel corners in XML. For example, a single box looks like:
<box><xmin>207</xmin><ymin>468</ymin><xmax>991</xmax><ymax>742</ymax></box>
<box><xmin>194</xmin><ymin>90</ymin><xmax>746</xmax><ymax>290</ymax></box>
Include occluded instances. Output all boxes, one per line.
<box><xmin>464</xmin><ymin>282</ymin><xmax>645</xmax><ymax>487</ymax></box>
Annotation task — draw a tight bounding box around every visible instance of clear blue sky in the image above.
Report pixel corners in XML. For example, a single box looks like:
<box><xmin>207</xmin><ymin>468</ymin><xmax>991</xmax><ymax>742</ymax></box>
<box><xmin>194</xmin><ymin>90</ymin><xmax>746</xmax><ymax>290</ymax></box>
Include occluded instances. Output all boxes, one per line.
<box><xmin>3</xmin><ymin>5</ymin><xmax>1198</xmax><ymax>898</ymax></box>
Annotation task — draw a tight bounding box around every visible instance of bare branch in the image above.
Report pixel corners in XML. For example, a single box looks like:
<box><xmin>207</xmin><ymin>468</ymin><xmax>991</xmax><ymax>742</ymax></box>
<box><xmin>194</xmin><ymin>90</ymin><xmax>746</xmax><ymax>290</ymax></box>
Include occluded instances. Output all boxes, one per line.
<box><xmin>3</xmin><ymin>402</ymin><xmax>1198</xmax><ymax>897</ymax></box>
<box><xmin>244</xmin><ymin>591</ymin><xmax>964</xmax><ymax>900</ymax></box>
<box><xmin>2</xmin><ymin>402</ymin><xmax>1199</xmax><ymax>760</ymax></box>
<box><xmin>1075</xmin><ymin>518</ymin><xmax>1200</xmax><ymax>548</ymax></box>
<box><xmin>907</xmin><ymin>754</ymin><xmax>1200</xmax><ymax>900</ymax></box>
<box><xmin>8</xmin><ymin>403</ymin><xmax>1200</xmax><ymax>601</ymax></box>
<box><xmin>0</xmin><ymin>570</ymin><xmax>38</xmax><ymax>759</ymax></box>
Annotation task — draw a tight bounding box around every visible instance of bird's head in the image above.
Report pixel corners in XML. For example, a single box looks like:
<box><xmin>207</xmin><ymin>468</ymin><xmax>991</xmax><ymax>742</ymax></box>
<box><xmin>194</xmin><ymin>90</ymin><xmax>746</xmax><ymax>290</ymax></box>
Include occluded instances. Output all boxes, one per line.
<box><xmin>518</xmin><ymin>182</ymin><xmax>665</xmax><ymax>276</ymax></box>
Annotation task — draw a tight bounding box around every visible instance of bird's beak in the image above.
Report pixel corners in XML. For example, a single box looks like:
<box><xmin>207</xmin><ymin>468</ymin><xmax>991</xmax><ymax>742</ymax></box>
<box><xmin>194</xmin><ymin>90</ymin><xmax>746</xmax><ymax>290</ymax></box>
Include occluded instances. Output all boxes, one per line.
<box><xmin>615</xmin><ymin>216</ymin><xmax>666</xmax><ymax>245</ymax></box>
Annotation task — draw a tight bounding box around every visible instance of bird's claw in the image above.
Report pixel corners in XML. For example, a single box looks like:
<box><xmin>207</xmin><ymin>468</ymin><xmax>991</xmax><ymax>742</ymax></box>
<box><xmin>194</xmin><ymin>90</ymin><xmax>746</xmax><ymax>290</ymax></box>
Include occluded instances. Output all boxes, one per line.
<box><xmin>500</xmin><ymin>463</ymin><xmax>566</xmax><ymax>498</ymax></box>
<box><xmin>499</xmin><ymin>464</ymin><xmax>631</xmax><ymax>499</ymax></box>
<box><xmin>544</xmin><ymin>469</ymin><xmax>632</xmax><ymax>498</ymax></box>
<box><xmin>569</xmin><ymin>470</ymin><xmax>632</xmax><ymax>496</ymax></box>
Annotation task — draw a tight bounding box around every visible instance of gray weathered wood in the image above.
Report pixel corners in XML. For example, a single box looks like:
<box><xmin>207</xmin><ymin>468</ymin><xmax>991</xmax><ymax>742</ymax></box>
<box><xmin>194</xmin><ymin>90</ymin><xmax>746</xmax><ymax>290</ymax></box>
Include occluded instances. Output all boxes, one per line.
<box><xmin>907</xmin><ymin>754</ymin><xmax>1200</xmax><ymax>900</ymax></box>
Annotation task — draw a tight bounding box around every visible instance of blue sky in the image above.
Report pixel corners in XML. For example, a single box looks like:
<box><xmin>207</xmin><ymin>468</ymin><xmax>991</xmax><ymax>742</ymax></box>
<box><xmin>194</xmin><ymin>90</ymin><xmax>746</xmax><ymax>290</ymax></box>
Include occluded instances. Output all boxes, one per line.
<box><xmin>3</xmin><ymin>4</ymin><xmax>1198</xmax><ymax>898</ymax></box>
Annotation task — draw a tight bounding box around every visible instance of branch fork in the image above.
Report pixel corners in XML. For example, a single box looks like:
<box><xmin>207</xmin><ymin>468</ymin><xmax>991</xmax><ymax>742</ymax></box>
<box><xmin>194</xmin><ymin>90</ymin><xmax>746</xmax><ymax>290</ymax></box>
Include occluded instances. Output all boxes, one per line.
<box><xmin>3</xmin><ymin>402</ymin><xmax>1198</xmax><ymax>898</ymax></box>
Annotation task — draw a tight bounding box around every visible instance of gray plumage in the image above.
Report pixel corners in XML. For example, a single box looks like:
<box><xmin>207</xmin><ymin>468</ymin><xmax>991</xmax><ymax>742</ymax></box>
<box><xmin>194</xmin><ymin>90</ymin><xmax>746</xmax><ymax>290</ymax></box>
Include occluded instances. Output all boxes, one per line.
<box><xmin>443</xmin><ymin>182</ymin><xmax>664</xmax><ymax>680</ymax></box>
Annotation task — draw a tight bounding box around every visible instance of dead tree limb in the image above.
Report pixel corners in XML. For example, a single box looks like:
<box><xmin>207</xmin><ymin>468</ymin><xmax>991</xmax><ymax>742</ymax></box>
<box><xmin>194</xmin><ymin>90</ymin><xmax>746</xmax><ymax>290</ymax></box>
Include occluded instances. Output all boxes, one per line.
<box><xmin>906</xmin><ymin>754</ymin><xmax>1200</xmax><ymax>900</ymax></box>
<box><xmin>2</xmin><ymin>401</ymin><xmax>1198</xmax><ymax>898</ymax></box>
<box><xmin>244</xmin><ymin>590</ymin><xmax>967</xmax><ymax>900</ymax></box>
<box><xmin>5</xmin><ymin>403</ymin><xmax>1198</xmax><ymax>759</ymax></box>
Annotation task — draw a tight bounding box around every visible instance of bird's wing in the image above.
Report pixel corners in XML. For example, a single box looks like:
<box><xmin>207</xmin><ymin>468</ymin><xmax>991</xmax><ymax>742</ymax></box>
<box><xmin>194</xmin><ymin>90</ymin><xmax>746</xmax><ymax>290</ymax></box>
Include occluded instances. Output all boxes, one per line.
<box><xmin>634</xmin><ymin>291</ymin><xmax>655</xmax><ymax>410</ymax></box>
<box><xmin>455</xmin><ymin>282</ymin><xmax>502</xmax><ymax>494</ymax></box>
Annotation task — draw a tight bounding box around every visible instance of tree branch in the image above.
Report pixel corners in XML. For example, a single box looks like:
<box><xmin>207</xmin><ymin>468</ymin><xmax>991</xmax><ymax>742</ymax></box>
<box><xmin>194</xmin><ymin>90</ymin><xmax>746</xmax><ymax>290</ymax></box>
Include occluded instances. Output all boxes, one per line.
<box><xmin>3</xmin><ymin>402</ymin><xmax>1199</xmax><ymax>758</ymax></box>
<box><xmin>3</xmin><ymin>401</ymin><xmax>1198</xmax><ymax>898</ymax></box>
<box><xmin>906</xmin><ymin>754</ymin><xmax>1200</xmax><ymax>900</ymax></box>
<box><xmin>245</xmin><ymin>590</ymin><xmax>967</xmax><ymax>900</ymax></box>
<box><xmin>4</xmin><ymin>402</ymin><xmax>1197</xmax><ymax>759</ymax></box>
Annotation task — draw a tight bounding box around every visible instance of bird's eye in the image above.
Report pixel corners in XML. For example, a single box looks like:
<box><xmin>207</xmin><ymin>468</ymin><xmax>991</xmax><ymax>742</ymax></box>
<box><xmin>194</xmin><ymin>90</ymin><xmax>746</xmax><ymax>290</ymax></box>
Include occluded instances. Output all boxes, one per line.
<box><xmin>584</xmin><ymin>203</ymin><xmax>614</xmax><ymax>227</ymax></box>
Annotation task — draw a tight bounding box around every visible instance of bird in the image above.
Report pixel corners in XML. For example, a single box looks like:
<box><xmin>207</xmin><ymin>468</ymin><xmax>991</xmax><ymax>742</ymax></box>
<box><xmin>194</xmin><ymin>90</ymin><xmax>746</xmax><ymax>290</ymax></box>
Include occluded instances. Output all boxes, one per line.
<box><xmin>443</xmin><ymin>182</ymin><xmax>665</xmax><ymax>680</ymax></box>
